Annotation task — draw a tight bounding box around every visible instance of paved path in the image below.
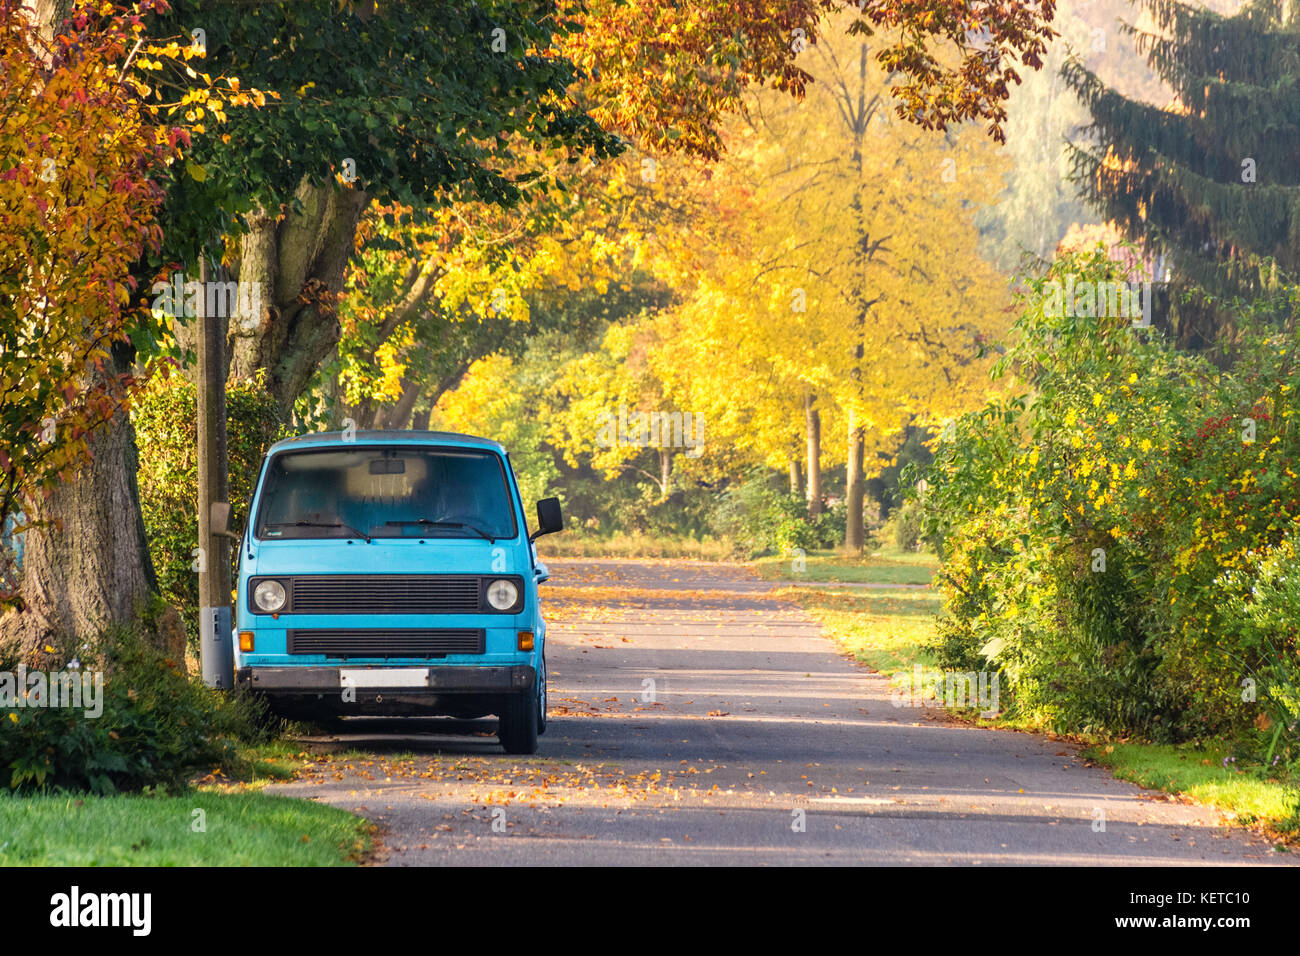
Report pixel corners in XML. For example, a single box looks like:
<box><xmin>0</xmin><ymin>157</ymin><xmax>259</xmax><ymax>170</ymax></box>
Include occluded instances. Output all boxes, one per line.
<box><xmin>271</xmin><ymin>559</ymin><xmax>1294</xmax><ymax>866</ymax></box>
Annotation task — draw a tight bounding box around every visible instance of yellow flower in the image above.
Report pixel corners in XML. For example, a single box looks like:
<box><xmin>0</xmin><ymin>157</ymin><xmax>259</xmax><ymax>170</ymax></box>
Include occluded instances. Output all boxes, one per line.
<box><xmin>1093</xmin><ymin>392</ymin><xmax>1104</xmax><ymax>407</ymax></box>
<box><xmin>1139</xmin><ymin>438</ymin><xmax>1153</xmax><ymax>453</ymax></box>
<box><xmin>1128</xmin><ymin>373</ymin><xmax>1138</xmax><ymax>384</ymax></box>
<box><xmin>1106</xmin><ymin>412</ymin><xmax>1119</xmax><ymax>425</ymax></box>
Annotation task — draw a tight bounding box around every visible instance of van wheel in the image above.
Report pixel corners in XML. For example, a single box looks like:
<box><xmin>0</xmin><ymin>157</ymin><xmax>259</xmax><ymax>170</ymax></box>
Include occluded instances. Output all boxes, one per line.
<box><xmin>499</xmin><ymin>688</ymin><xmax>538</xmax><ymax>755</ymax></box>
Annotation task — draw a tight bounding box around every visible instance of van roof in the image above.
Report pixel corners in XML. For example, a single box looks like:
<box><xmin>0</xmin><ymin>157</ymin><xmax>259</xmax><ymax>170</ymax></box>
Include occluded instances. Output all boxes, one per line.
<box><xmin>266</xmin><ymin>430</ymin><xmax>507</xmax><ymax>455</ymax></box>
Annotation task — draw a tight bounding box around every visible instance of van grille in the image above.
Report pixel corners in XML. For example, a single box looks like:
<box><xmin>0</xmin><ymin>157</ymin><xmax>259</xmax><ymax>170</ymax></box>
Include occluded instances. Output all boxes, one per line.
<box><xmin>287</xmin><ymin>628</ymin><xmax>485</xmax><ymax>658</ymax></box>
<box><xmin>288</xmin><ymin>575</ymin><xmax>480</xmax><ymax>614</ymax></box>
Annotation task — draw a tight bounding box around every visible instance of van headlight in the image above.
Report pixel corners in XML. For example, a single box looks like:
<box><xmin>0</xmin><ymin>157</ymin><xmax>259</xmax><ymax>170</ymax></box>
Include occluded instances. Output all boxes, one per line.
<box><xmin>252</xmin><ymin>579</ymin><xmax>287</xmax><ymax>613</ymax></box>
<box><xmin>485</xmin><ymin>578</ymin><xmax>519</xmax><ymax>611</ymax></box>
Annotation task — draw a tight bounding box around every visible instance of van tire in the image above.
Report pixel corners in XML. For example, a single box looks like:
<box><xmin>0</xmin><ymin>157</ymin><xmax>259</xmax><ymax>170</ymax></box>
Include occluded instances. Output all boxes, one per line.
<box><xmin>499</xmin><ymin>688</ymin><xmax>539</xmax><ymax>754</ymax></box>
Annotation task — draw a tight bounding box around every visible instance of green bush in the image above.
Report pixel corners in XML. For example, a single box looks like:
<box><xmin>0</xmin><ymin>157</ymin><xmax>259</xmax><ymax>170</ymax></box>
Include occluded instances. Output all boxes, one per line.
<box><xmin>0</xmin><ymin>604</ymin><xmax>271</xmax><ymax>794</ymax></box>
<box><xmin>922</xmin><ymin>247</ymin><xmax>1300</xmax><ymax>742</ymax></box>
<box><xmin>888</xmin><ymin>502</ymin><xmax>924</xmax><ymax>551</ymax></box>
<box><xmin>132</xmin><ymin>371</ymin><xmax>283</xmax><ymax>649</ymax></box>
<box><xmin>711</xmin><ymin>473</ymin><xmax>842</xmax><ymax>557</ymax></box>
<box><xmin>1216</xmin><ymin>534</ymin><xmax>1300</xmax><ymax>771</ymax></box>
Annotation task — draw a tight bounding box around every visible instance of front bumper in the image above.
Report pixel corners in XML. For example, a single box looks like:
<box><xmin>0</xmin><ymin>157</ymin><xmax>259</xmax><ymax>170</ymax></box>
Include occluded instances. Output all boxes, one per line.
<box><xmin>238</xmin><ymin>664</ymin><xmax>535</xmax><ymax>694</ymax></box>
<box><xmin>236</xmin><ymin>664</ymin><xmax>536</xmax><ymax>717</ymax></box>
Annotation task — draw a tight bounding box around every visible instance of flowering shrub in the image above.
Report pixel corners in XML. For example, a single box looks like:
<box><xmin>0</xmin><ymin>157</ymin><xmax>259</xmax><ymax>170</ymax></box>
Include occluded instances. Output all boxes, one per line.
<box><xmin>1216</xmin><ymin>534</ymin><xmax>1300</xmax><ymax>770</ymax></box>
<box><xmin>920</xmin><ymin>247</ymin><xmax>1300</xmax><ymax>743</ymax></box>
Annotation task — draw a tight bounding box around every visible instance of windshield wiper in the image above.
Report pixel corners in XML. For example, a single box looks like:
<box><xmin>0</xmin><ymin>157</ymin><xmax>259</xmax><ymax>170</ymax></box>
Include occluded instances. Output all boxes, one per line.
<box><xmin>384</xmin><ymin>518</ymin><xmax>496</xmax><ymax>542</ymax></box>
<box><xmin>267</xmin><ymin>520</ymin><xmax>371</xmax><ymax>543</ymax></box>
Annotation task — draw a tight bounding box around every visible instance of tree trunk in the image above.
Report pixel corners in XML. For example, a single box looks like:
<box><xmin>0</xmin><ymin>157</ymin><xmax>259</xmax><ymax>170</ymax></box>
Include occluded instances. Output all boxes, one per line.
<box><xmin>30</xmin><ymin>0</ymin><xmax>72</xmax><ymax>46</ymax></box>
<box><xmin>228</xmin><ymin>178</ymin><xmax>369</xmax><ymax>416</ymax></box>
<box><xmin>845</xmin><ymin>411</ymin><xmax>866</xmax><ymax>552</ymax></box>
<box><xmin>0</xmin><ymin>346</ymin><xmax>158</xmax><ymax>658</ymax></box>
<box><xmin>788</xmin><ymin>456</ymin><xmax>802</xmax><ymax>496</ymax></box>
<box><xmin>805</xmin><ymin>392</ymin><xmax>822</xmax><ymax>517</ymax></box>
<box><xmin>373</xmin><ymin>375</ymin><xmax>423</xmax><ymax>430</ymax></box>
<box><xmin>658</xmin><ymin>448</ymin><xmax>672</xmax><ymax>499</ymax></box>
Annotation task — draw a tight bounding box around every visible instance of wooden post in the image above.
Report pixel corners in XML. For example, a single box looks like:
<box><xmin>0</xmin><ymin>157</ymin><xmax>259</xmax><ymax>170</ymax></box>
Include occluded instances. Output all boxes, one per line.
<box><xmin>197</xmin><ymin>253</ymin><xmax>233</xmax><ymax>688</ymax></box>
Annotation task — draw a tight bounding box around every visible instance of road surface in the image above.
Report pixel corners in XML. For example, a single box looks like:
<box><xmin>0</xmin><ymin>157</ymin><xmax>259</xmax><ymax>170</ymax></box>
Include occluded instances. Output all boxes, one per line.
<box><xmin>270</xmin><ymin>559</ymin><xmax>1294</xmax><ymax>866</ymax></box>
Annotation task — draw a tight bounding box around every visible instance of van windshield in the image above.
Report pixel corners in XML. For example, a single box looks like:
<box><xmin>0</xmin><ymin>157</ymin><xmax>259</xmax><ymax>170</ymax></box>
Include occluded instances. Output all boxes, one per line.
<box><xmin>255</xmin><ymin>446</ymin><xmax>517</xmax><ymax>541</ymax></box>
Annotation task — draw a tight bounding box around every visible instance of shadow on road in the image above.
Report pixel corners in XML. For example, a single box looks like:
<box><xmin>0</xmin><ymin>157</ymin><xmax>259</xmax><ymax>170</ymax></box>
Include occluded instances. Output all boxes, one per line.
<box><xmin>291</xmin><ymin>717</ymin><xmax>505</xmax><ymax>755</ymax></box>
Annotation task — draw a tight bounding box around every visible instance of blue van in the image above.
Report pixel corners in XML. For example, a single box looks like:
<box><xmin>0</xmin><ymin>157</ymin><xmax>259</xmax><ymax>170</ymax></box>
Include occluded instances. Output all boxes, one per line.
<box><xmin>233</xmin><ymin>430</ymin><xmax>563</xmax><ymax>754</ymax></box>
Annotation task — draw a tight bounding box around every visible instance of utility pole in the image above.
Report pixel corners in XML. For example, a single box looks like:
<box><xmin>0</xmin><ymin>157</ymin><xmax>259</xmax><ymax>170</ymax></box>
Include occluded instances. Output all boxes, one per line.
<box><xmin>197</xmin><ymin>253</ymin><xmax>233</xmax><ymax>688</ymax></box>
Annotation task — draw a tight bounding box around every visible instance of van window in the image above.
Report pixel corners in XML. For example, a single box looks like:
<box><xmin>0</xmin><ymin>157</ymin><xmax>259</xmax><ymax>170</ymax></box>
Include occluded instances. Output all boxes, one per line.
<box><xmin>255</xmin><ymin>446</ymin><xmax>517</xmax><ymax>541</ymax></box>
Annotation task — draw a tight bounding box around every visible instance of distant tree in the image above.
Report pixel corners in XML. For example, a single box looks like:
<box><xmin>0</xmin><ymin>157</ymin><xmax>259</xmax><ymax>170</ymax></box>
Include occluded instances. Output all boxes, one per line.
<box><xmin>1065</xmin><ymin>0</ymin><xmax>1300</xmax><ymax>353</ymax></box>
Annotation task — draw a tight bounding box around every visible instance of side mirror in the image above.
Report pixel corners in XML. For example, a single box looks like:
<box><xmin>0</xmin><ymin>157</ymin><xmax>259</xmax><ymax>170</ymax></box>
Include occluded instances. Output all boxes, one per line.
<box><xmin>211</xmin><ymin>501</ymin><xmax>241</xmax><ymax>541</ymax></box>
<box><xmin>530</xmin><ymin>497</ymin><xmax>563</xmax><ymax>541</ymax></box>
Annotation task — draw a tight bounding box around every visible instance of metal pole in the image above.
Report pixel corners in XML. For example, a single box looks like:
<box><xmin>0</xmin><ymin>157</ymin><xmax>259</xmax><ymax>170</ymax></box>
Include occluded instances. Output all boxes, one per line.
<box><xmin>198</xmin><ymin>253</ymin><xmax>233</xmax><ymax>688</ymax></box>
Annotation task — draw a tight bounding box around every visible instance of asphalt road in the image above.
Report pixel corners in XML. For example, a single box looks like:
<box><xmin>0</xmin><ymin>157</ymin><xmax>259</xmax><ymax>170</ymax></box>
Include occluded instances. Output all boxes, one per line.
<box><xmin>271</xmin><ymin>559</ymin><xmax>1296</xmax><ymax>866</ymax></box>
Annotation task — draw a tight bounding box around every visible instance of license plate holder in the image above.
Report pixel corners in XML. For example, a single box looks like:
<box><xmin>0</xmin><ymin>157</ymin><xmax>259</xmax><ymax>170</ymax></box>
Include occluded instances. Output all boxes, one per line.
<box><xmin>339</xmin><ymin>668</ymin><xmax>430</xmax><ymax>689</ymax></box>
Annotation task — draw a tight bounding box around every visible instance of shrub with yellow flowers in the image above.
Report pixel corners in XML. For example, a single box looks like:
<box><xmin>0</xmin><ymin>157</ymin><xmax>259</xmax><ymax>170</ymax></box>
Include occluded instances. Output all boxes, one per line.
<box><xmin>918</xmin><ymin>246</ymin><xmax>1300</xmax><ymax>748</ymax></box>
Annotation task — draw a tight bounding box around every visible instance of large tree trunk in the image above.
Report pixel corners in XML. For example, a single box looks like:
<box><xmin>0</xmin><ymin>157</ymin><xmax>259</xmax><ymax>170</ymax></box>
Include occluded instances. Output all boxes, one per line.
<box><xmin>788</xmin><ymin>455</ymin><xmax>802</xmax><ymax>496</ymax></box>
<box><xmin>845</xmin><ymin>411</ymin><xmax>866</xmax><ymax>552</ymax></box>
<box><xmin>805</xmin><ymin>392</ymin><xmax>822</xmax><ymax>517</ymax></box>
<box><xmin>228</xmin><ymin>178</ymin><xmax>369</xmax><ymax>416</ymax></box>
<box><xmin>0</xmin><ymin>348</ymin><xmax>158</xmax><ymax>657</ymax></box>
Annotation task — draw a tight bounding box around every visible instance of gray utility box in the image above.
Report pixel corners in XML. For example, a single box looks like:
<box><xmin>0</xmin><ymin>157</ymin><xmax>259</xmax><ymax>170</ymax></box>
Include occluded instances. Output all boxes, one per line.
<box><xmin>201</xmin><ymin>604</ymin><xmax>234</xmax><ymax>689</ymax></box>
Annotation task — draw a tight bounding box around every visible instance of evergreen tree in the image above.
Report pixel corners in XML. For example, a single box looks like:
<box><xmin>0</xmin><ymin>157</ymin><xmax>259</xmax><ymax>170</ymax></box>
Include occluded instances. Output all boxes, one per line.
<box><xmin>1064</xmin><ymin>0</ymin><xmax>1299</xmax><ymax>352</ymax></box>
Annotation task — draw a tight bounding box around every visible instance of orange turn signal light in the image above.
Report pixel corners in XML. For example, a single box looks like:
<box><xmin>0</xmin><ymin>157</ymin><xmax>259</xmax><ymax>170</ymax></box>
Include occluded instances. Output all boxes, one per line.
<box><xmin>238</xmin><ymin>631</ymin><xmax>255</xmax><ymax>653</ymax></box>
<box><xmin>517</xmin><ymin>630</ymin><xmax>534</xmax><ymax>652</ymax></box>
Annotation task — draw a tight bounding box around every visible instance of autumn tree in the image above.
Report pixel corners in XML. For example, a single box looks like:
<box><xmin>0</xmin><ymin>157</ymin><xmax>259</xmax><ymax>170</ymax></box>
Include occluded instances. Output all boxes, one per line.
<box><xmin>135</xmin><ymin>0</ymin><xmax>620</xmax><ymax>416</ymax></box>
<box><xmin>326</xmin><ymin>0</ymin><xmax>1063</xmax><ymax>432</ymax></box>
<box><xmin>660</xmin><ymin>19</ymin><xmax>1012</xmax><ymax>548</ymax></box>
<box><xmin>0</xmin><ymin>0</ymin><xmax>183</xmax><ymax>650</ymax></box>
<box><xmin>562</xmin><ymin>0</ymin><xmax>1060</xmax><ymax>153</ymax></box>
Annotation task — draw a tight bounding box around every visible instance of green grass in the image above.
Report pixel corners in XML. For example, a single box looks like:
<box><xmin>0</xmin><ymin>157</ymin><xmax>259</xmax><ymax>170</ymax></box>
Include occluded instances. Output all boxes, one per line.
<box><xmin>0</xmin><ymin>789</ymin><xmax>372</xmax><ymax>865</ymax></box>
<box><xmin>1082</xmin><ymin>742</ymin><xmax>1300</xmax><ymax>839</ymax></box>
<box><xmin>784</xmin><ymin>585</ymin><xmax>942</xmax><ymax>675</ymax></box>
<box><xmin>228</xmin><ymin>739</ymin><xmax>327</xmax><ymax>786</ymax></box>
<box><xmin>754</xmin><ymin>547</ymin><xmax>939</xmax><ymax>586</ymax></box>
